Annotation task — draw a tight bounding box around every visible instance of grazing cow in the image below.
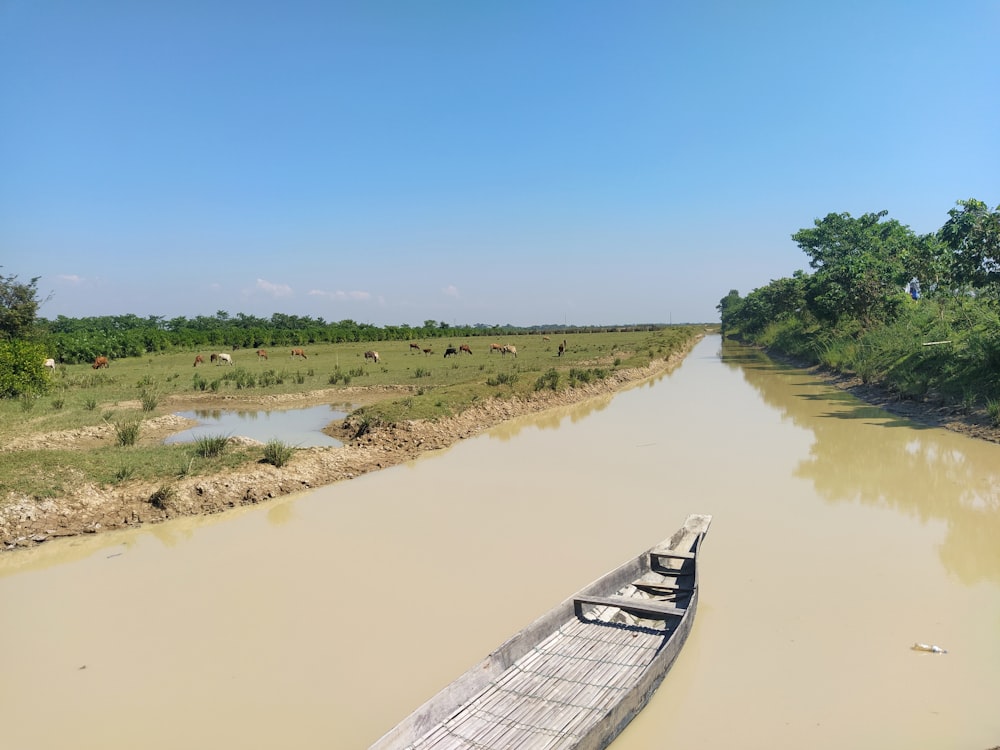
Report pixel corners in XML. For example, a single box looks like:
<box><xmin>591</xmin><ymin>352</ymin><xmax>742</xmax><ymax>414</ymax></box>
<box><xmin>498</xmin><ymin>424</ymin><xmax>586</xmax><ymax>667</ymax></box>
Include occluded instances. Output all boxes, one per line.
<box><xmin>444</xmin><ymin>346</ymin><xmax>458</xmax><ymax>358</ymax></box>
<box><xmin>459</xmin><ymin>344</ymin><xmax>472</xmax><ymax>355</ymax></box>
<box><xmin>558</xmin><ymin>339</ymin><xmax>567</xmax><ymax>357</ymax></box>
<box><xmin>542</xmin><ymin>336</ymin><xmax>551</xmax><ymax>341</ymax></box>
<box><xmin>216</xmin><ymin>352</ymin><xmax>233</xmax><ymax>365</ymax></box>
<box><xmin>490</xmin><ymin>343</ymin><xmax>505</xmax><ymax>354</ymax></box>
<box><xmin>501</xmin><ymin>345</ymin><xmax>517</xmax><ymax>357</ymax></box>
<box><xmin>409</xmin><ymin>343</ymin><xmax>422</xmax><ymax>353</ymax></box>
<box><xmin>364</xmin><ymin>350</ymin><xmax>380</xmax><ymax>364</ymax></box>
<box><xmin>44</xmin><ymin>358</ymin><xmax>56</xmax><ymax>371</ymax></box>
<box><xmin>92</xmin><ymin>356</ymin><xmax>109</xmax><ymax>369</ymax></box>
<box><xmin>193</xmin><ymin>355</ymin><xmax>204</xmax><ymax>367</ymax></box>
<box><xmin>423</xmin><ymin>348</ymin><xmax>433</xmax><ymax>356</ymax></box>
<box><xmin>290</xmin><ymin>348</ymin><xmax>307</xmax><ymax>359</ymax></box>
<box><xmin>257</xmin><ymin>349</ymin><xmax>268</xmax><ymax>360</ymax></box>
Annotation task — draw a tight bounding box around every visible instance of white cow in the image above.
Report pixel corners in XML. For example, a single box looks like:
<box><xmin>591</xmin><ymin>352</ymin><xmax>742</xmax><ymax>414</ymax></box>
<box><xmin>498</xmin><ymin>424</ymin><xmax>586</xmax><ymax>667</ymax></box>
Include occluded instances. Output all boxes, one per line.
<box><xmin>43</xmin><ymin>358</ymin><xmax>56</xmax><ymax>371</ymax></box>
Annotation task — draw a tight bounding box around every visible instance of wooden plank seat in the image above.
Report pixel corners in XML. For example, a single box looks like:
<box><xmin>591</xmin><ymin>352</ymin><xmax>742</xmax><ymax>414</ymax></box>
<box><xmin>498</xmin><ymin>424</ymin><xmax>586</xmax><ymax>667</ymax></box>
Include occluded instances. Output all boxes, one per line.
<box><xmin>632</xmin><ymin>580</ymin><xmax>696</xmax><ymax>593</ymax></box>
<box><xmin>650</xmin><ymin>549</ymin><xmax>695</xmax><ymax>560</ymax></box>
<box><xmin>574</xmin><ymin>594</ymin><xmax>688</xmax><ymax>620</ymax></box>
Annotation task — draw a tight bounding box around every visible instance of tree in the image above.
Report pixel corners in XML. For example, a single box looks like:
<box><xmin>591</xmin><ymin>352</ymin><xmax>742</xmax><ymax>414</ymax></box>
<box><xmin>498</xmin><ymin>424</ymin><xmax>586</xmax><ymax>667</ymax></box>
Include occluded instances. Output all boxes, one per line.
<box><xmin>0</xmin><ymin>271</ymin><xmax>43</xmax><ymax>340</ymax></box>
<box><xmin>940</xmin><ymin>199</ymin><xmax>1000</xmax><ymax>291</ymax></box>
<box><xmin>792</xmin><ymin>211</ymin><xmax>916</xmax><ymax>325</ymax></box>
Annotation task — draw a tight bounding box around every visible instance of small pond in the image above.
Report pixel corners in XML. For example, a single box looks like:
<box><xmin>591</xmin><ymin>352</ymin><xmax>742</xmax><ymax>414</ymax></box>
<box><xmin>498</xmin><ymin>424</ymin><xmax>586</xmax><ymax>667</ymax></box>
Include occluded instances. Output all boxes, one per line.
<box><xmin>164</xmin><ymin>404</ymin><xmax>348</xmax><ymax>447</ymax></box>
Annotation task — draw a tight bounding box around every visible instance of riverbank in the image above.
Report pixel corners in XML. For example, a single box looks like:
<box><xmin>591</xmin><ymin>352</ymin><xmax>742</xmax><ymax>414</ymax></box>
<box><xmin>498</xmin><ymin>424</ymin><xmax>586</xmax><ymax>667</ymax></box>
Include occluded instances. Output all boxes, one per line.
<box><xmin>1</xmin><ymin>337</ymin><xmax>703</xmax><ymax>550</ymax></box>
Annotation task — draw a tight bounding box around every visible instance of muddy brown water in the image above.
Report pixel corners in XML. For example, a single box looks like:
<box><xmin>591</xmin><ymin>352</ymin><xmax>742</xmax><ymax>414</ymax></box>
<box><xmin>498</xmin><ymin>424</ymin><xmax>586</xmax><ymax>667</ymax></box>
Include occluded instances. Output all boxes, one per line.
<box><xmin>2</xmin><ymin>336</ymin><xmax>999</xmax><ymax>749</ymax></box>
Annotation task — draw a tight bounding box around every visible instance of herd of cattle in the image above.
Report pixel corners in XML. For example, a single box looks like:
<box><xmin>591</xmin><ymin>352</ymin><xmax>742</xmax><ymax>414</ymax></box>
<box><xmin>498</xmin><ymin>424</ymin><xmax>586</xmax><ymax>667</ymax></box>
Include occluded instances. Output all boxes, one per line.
<box><xmin>42</xmin><ymin>340</ymin><xmax>563</xmax><ymax>371</ymax></box>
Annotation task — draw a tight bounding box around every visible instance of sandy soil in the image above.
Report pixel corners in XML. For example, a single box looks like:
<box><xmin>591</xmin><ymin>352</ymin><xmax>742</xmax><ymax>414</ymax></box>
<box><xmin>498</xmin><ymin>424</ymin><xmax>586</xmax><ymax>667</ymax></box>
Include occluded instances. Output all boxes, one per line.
<box><xmin>4</xmin><ymin>338</ymin><xmax>998</xmax><ymax>551</ymax></box>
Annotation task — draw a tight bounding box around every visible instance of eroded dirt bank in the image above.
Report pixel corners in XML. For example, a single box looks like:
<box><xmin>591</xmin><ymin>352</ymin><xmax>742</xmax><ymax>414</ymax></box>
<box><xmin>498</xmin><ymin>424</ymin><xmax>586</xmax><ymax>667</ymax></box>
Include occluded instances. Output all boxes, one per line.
<box><xmin>1</xmin><ymin>343</ymin><xmax>701</xmax><ymax>550</ymax></box>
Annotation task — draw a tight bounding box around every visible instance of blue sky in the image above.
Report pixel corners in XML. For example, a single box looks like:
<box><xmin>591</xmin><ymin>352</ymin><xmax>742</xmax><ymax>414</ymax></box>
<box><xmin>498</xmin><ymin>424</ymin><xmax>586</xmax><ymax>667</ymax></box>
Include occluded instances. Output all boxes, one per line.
<box><xmin>2</xmin><ymin>1</ymin><xmax>997</xmax><ymax>326</ymax></box>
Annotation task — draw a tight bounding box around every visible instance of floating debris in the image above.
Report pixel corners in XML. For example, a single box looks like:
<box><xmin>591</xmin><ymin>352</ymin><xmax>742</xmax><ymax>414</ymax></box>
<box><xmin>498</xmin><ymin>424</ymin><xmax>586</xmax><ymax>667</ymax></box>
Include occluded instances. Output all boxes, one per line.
<box><xmin>912</xmin><ymin>642</ymin><xmax>947</xmax><ymax>654</ymax></box>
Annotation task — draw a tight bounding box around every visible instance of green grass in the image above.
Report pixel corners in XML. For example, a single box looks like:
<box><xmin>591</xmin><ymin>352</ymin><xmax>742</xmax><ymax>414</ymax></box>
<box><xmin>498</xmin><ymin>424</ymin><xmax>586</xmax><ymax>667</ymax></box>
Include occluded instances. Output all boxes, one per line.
<box><xmin>0</xmin><ymin>327</ymin><xmax>705</xmax><ymax>504</ymax></box>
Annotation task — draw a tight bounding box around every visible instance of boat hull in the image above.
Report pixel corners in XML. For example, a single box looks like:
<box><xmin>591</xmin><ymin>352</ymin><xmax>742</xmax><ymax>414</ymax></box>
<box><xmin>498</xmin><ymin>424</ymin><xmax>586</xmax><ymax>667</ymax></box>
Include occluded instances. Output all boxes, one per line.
<box><xmin>371</xmin><ymin>513</ymin><xmax>712</xmax><ymax>749</ymax></box>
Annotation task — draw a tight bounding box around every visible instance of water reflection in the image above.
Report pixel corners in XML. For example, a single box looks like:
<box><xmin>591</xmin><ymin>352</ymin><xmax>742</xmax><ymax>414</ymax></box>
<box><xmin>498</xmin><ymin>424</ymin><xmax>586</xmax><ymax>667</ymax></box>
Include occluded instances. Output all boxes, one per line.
<box><xmin>164</xmin><ymin>404</ymin><xmax>347</xmax><ymax>447</ymax></box>
<box><xmin>721</xmin><ymin>339</ymin><xmax>1000</xmax><ymax>585</ymax></box>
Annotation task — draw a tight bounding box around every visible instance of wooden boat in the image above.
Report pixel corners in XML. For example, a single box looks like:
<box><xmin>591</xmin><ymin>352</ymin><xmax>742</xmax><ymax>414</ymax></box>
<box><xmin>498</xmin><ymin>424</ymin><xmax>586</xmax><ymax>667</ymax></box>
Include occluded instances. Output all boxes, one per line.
<box><xmin>371</xmin><ymin>513</ymin><xmax>712</xmax><ymax>750</ymax></box>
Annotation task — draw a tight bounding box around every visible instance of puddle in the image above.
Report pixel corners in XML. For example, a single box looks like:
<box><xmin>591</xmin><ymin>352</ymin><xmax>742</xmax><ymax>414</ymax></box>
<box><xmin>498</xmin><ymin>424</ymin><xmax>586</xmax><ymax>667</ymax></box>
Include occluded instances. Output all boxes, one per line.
<box><xmin>164</xmin><ymin>404</ymin><xmax>347</xmax><ymax>447</ymax></box>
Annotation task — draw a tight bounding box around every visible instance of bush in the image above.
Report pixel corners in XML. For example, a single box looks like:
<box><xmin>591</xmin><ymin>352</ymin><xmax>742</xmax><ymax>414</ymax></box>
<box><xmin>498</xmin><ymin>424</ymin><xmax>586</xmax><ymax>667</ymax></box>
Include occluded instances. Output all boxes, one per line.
<box><xmin>487</xmin><ymin>371</ymin><xmax>518</xmax><ymax>387</ymax></box>
<box><xmin>534</xmin><ymin>369</ymin><xmax>560</xmax><ymax>391</ymax></box>
<box><xmin>0</xmin><ymin>340</ymin><xmax>50</xmax><ymax>399</ymax></box>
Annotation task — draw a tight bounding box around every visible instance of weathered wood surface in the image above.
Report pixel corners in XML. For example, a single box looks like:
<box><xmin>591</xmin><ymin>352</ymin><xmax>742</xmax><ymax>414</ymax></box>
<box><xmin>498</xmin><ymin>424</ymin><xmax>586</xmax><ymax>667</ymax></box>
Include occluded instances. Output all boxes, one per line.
<box><xmin>370</xmin><ymin>513</ymin><xmax>712</xmax><ymax>750</ymax></box>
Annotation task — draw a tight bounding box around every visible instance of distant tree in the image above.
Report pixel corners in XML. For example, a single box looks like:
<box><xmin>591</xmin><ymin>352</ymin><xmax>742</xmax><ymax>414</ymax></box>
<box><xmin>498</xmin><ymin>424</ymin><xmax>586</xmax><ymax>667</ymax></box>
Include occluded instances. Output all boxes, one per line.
<box><xmin>716</xmin><ymin>289</ymin><xmax>743</xmax><ymax>333</ymax></box>
<box><xmin>0</xmin><ymin>339</ymin><xmax>50</xmax><ymax>398</ymax></box>
<box><xmin>940</xmin><ymin>199</ymin><xmax>1000</xmax><ymax>291</ymax></box>
<box><xmin>0</xmin><ymin>271</ymin><xmax>44</xmax><ymax>340</ymax></box>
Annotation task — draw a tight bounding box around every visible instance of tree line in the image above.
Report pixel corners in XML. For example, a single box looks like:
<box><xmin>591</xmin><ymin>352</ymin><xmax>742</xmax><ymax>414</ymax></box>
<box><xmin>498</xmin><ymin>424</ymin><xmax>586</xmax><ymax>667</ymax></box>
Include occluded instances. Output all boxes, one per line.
<box><xmin>0</xmin><ymin>271</ymin><xmax>666</xmax><ymax>397</ymax></box>
<box><xmin>718</xmin><ymin>198</ymin><xmax>1000</xmax><ymax>404</ymax></box>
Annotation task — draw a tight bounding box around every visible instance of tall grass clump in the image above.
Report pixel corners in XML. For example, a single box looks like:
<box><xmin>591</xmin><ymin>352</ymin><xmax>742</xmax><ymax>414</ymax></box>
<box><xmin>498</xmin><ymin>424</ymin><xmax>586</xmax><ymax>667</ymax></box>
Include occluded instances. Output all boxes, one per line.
<box><xmin>262</xmin><ymin>439</ymin><xmax>295</xmax><ymax>467</ymax></box>
<box><xmin>352</xmin><ymin>411</ymin><xmax>384</xmax><ymax>438</ymax></box>
<box><xmin>194</xmin><ymin>434</ymin><xmax>231</xmax><ymax>458</ymax></box>
<box><xmin>114</xmin><ymin>418</ymin><xmax>142</xmax><ymax>447</ymax></box>
<box><xmin>84</xmin><ymin>396</ymin><xmax>98</xmax><ymax>411</ymax></box>
<box><xmin>140</xmin><ymin>389</ymin><xmax>159</xmax><ymax>412</ymax></box>
<box><xmin>987</xmin><ymin>398</ymin><xmax>1000</xmax><ymax>427</ymax></box>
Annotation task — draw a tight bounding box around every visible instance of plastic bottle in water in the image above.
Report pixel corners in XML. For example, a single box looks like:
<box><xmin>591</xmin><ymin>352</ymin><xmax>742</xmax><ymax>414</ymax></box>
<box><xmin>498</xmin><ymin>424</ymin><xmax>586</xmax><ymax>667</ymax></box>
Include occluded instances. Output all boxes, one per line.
<box><xmin>912</xmin><ymin>642</ymin><xmax>947</xmax><ymax>654</ymax></box>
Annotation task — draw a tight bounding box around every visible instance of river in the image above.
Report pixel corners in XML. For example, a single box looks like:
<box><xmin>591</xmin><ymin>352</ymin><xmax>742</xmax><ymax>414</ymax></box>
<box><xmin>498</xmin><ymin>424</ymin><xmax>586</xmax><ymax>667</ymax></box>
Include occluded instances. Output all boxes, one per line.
<box><xmin>1</xmin><ymin>335</ymin><xmax>998</xmax><ymax>749</ymax></box>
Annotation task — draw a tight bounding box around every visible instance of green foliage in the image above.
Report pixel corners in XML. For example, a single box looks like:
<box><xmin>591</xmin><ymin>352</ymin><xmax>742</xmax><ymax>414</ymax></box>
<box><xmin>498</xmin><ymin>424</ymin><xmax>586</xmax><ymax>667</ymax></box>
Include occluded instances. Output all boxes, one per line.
<box><xmin>941</xmin><ymin>199</ymin><xmax>1000</xmax><ymax>291</ymax></box>
<box><xmin>534</xmin><ymin>369</ymin><xmax>560</xmax><ymax>391</ymax></box>
<box><xmin>487</xmin><ymin>371</ymin><xmax>519</xmax><ymax>387</ymax></box>
<box><xmin>0</xmin><ymin>339</ymin><xmax>50</xmax><ymax>398</ymax></box>
<box><xmin>262</xmin><ymin>439</ymin><xmax>295</xmax><ymax>467</ymax></box>
<box><xmin>0</xmin><ymin>271</ymin><xmax>43</xmax><ymax>341</ymax></box>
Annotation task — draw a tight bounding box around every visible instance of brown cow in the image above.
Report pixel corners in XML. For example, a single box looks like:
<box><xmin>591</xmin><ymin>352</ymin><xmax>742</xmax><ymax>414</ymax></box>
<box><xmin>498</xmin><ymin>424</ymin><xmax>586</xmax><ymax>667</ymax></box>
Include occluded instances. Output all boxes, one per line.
<box><xmin>364</xmin><ymin>350</ymin><xmax>380</xmax><ymax>364</ymax></box>
<box><xmin>290</xmin><ymin>348</ymin><xmax>307</xmax><ymax>359</ymax></box>
<box><xmin>459</xmin><ymin>344</ymin><xmax>472</xmax><ymax>355</ymax></box>
<box><xmin>257</xmin><ymin>349</ymin><xmax>268</xmax><ymax>360</ymax></box>
<box><xmin>193</xmin><ymin>354</ymin><xmax>204</xmax><ymax>367</ymax></box>
<box><xmin>423</xmin><ymin>348</ymin><xmax>433</xmax><ymax>356</ymax></box>
<box><xmin>409</xmin><ymin>343</ymin><xmax>421</xmax><ymax>353</ymax></box>
<box><xmin>489</xmin><ymin>343</ymin><xmax>504</xmax><ymax>354</ymax></box>
<box><xmin>92</xmin><ymin>356</ymin><xmax>109</xmax><ymax>369</ymax></box>
<box><xmin>558</xmin><ymin>339</ymin><xmax>567</xmax><ymax>357</ymax></box>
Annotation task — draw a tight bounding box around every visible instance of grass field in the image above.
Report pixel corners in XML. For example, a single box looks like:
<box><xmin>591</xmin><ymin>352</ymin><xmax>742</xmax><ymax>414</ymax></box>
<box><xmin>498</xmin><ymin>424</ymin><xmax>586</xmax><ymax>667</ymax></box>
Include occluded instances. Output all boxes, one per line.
<box><xmin>1</xmin><ymin>327</ymin><xmax>707</xmax><ymax>502</ymax></box>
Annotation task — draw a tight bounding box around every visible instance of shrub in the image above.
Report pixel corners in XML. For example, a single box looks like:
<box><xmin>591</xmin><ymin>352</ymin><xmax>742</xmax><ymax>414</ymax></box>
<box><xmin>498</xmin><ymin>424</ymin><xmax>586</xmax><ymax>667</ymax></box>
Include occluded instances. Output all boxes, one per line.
<box><xmin>114</xmin><ymin>465</ymin><xmax>135</xmax><ymax>482</ymax></box>
<box><xmin>19</xmin><ymin>393</ymin><xmax>36</xmax><ymax>411</ymax></box>
<box><xmin>987</xmin><ymin>398</ymin><xmax>1000</xmax><ymax>427</ymax></box>
<box><xmin>51</xmin><ymin>398</ymin><xmax>65</xmax><ymax>410</ymax></box>
<box><xmin>84</xmin><ymin>396</ymin><xmax>98</xmax><ymax>411</ymax></box>
<box><xmin>262</xmin><ymin>439</ymin><xmax>295</xmax><ymax>468</ymax></box>
<box><xmin>534</xmin><ymin>369</ymin><xmax>560</xmax><ymax>391</ymax></box>
<box><xmin>194</xmin><ymin>434</ymin><xmax>231</xmax><ymax>458</ymax></box>
<box><xmin>487</xmin><ymin>371</ymin><xmax>519</xmax><ymax>387</ymax></box>
<box><xmin>114</xmin><ymin>418</ymin><xmax>142</xmax><ymax>447</ymax></box>
<box><xmin>0</xmin><ymin>340</ymin><xmax>50</xmax><ymax>399</ymax></box>
<box><xmin>413</xmin><ymin>367</ymin><xmax>431</xmax><ymax>378</ymax></box>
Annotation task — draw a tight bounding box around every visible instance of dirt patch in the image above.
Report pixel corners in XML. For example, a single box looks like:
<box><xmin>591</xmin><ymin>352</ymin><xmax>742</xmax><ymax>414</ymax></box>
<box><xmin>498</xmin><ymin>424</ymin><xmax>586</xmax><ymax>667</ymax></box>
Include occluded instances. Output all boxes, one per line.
<box><xmin>1</xmin><ymin>349</ymin><xmax>700</xmax><ymax>550</ymax></box>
